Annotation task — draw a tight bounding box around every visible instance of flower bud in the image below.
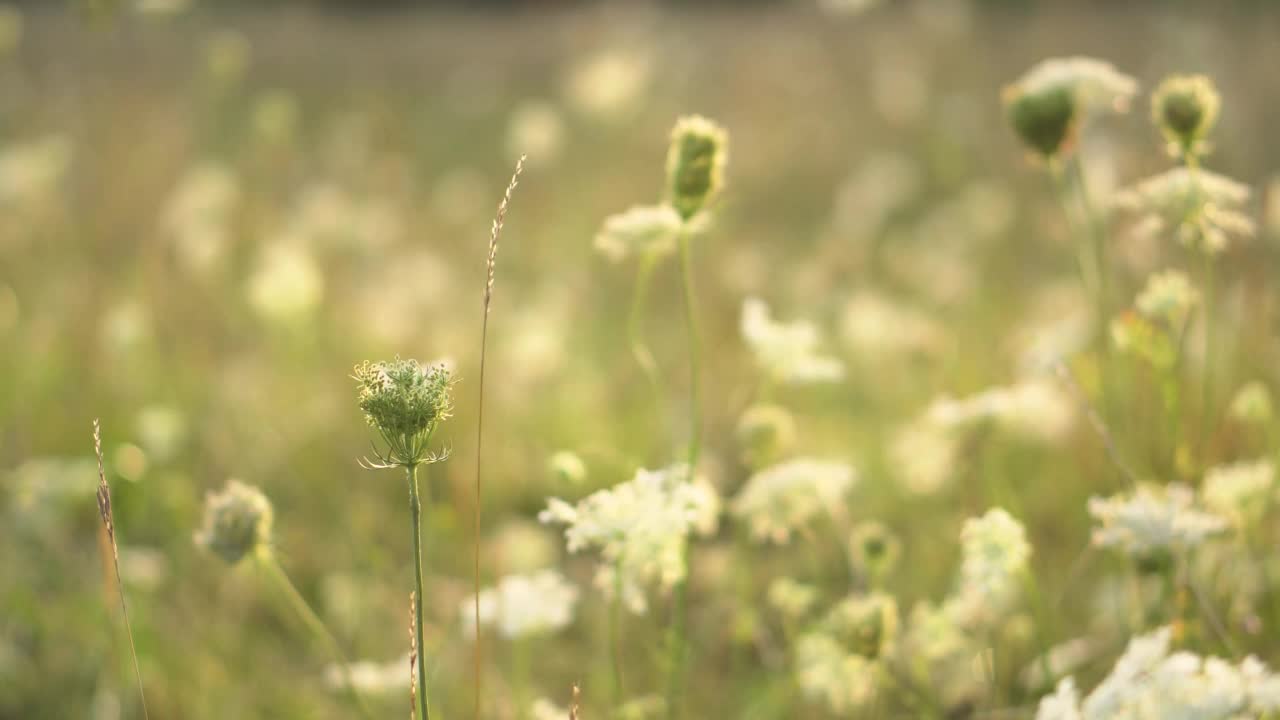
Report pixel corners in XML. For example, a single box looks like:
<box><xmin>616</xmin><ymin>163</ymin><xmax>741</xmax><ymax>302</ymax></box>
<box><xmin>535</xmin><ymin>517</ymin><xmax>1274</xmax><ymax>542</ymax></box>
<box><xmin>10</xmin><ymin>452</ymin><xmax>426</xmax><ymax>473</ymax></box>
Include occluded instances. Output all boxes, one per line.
<box><xmin>195</xmin><ymin>480</ymin><xmax>273</xmax><ymax>564</ymax></box>
<box><xmin>354</xmin><ymin>358</ymin><xmax>454</xmax><ymax>468</ymax></box>
<box><xmin>665</xmin><ymin>115</ymin><xmax>728</xmax><ymax>221</ymax></box>
<box><xmin>546</xmin><ymin>450</ymin><xmax>588</xmax><ymax>486</ymax></box>
<box><xmin>1005</xmin><ymin>84</ymin><xmax>1077</xmax><ymax>159</ymax></box>
<box><xmin>1151</xmin><ymin>74</ymin><xmax>1220</xmax><ymax>158</ymax></box>
<box><xmin>849</xmin><ymin>521</ymin><xmax>902</xmax><ymax>580</ymax></box>
<box><xmin>734</xmin><ymin>404</ymin><xmax>796</xmax><ymax>469</ymax></box>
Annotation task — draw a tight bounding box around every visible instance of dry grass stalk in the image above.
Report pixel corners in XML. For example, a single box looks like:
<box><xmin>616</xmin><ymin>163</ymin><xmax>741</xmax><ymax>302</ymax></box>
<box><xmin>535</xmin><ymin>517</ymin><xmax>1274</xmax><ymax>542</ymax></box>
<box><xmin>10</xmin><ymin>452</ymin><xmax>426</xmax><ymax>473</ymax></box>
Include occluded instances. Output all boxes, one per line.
<box><xmin>474</xmin><ymin>154</ymin><xmax>527</xmax><ymax>720</ymax></box>
<box><xmin>569</xmin><ymin>683</ymin><xmax>581</xmax><ymax>720</ymax></box>
<box><xmin>93</xmin><ymin>419</ymin><xmax>150</xmax><ymax>720</ymax></box>
<box><xmin>409</xmin><ymin>591</ymin><xmax>419</xmax><ymax>720</ymax></box>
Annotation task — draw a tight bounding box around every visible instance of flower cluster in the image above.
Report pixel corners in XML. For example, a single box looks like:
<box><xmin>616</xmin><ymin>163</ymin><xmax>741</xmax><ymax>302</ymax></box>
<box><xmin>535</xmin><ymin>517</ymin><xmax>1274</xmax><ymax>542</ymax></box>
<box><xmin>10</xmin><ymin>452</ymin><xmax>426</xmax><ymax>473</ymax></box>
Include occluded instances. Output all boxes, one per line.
<box><xmin>1151</xmin><ymin>74</ymin><xmax>1221</xmax><ymax>160</ymax></box>
<box><xmin>1003</xmin><ymin>57</ymin><xmax>1137</xmax><ymax>159</ymax></box>
<box><xmin>730</xmin><ymin>458</ymin><xmax>857</xmax><ymax>544</ymax></box>
<box><xmin>1113</xmin><ymin>167</ymin><xmax>1254</xmax><ymax>254</ymax></box>
<box><xmin>353</xmin><ymin>358</ymin><xmax>453</xmax><ymax>468</ymax></box>
<box><xmin>1202</xmin><ymin>459</ymin><xmax>1276</xmax><ymax>528</ymax></box>
<box><xmin>459</xmin><ymin>569</ymin><xmax>579</xmax><ymax>639</ymax></box>
<box><xmin>539</xmin><ymin>464</ymin><xmax>719</xmax><ymax>614</ymax></box>
<box><xmin>194</xmin><ymin>480</ymin><xmax>274</xmax><ymax>565</ymax></box>
<box><xmin>1088</xmin><ymin>483</ymin><xmax>1228</xmax><ymax>561</ymax></box>
<box><xmin>1036</xmin><ymin>627</ymin><xmax>1280</xmax><ymax>719</ymax></box>
<box><xmin>948</xmin><ymin>508</ymin><xmax>1032</xmax><ymax>628</ymax></box>
<box><xmin>741</xmin><ymin>297</ymin><xmax>844</xmax><ymax>385</ymax></box>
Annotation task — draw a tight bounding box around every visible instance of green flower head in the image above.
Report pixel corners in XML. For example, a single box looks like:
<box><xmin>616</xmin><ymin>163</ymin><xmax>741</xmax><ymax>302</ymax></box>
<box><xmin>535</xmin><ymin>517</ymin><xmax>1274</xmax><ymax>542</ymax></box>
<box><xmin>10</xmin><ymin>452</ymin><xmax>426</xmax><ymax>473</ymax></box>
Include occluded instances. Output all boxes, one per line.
<box><xmin>1151</xmin><ymin>74</ymin><xmax>1220</xmax><ymax>159</ymax></box>
<box><xmin>1005</xmin><ymin>83</ymin><xmax>1077</xmax><ymax>159</ymax></box>
<box><xmin>354</xmin><ymin>357</ymin><xmax>453</xmax><ymax>468</ymax></box>
<box><xmin>195</xmin><ymin>480</ymin><xmax>274</xmax><ymax>565</ymax></box>
<box><xmin>665</xmin><ymin>115</ymin><xmax>728</xmax><ymax>221</ymax></box>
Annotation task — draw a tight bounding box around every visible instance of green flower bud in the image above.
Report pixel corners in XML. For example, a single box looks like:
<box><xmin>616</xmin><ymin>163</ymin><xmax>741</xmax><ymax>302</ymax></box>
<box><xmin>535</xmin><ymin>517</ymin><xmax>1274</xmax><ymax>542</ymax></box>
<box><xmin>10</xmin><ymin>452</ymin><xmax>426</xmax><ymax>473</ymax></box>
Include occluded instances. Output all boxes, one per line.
<box><xmin>354</xmin><ymin>357</ymin><xmax>453</xmax><ymax>467</ymax></box>
<box><xmin>849</xmin><ymin>521</ymin><xmax>902</xmax><ymax>580</ymax></box>
<box><xmin>665</xmin><ymin>115</ymin><xmax>728</xmax><ymax>221</ymax></box>
<box><xmin>823</xmin><ymin>592</ymin><xmax>899</xmax><ymax>659</ymax></box>
<box><xmin>735</xmin><ymin>404</ymin><xmax>796</xmax><ymax>469</ymax></box>
<box><xmin>546</xmin><ymin>450</ymin><xmax>588</xmax><ymax>486</ymax></box>
<box><xmin>1005</xmin><ymin>83</ymin><xmax>1077</xmax><ymax>159</ymax></box>
<box><xmin>1151</xmin><ymin>74</ymin><xmax>1220</xmax><ymax>159</ymax></box>
<box><xmin>195</xmin><ymin>480</ymin><xmax>273</xmax><ymax>565</ymax></box>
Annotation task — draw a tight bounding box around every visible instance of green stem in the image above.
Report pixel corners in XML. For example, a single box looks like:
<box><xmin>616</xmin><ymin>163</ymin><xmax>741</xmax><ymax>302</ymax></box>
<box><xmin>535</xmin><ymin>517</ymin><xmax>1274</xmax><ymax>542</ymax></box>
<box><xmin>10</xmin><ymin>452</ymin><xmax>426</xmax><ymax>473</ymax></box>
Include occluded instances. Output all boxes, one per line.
<box><xmin>629</xmin><ymin>254</ymin><xmax>663</xmax><ymax>401</ymax></box>
<box><xmin>1199</xmin><ymin>252</ymin><xmax>1217</xmax><ymax>466</ymax></box>
<box><xmin>609</xmin><ymin>563</ymin><xmax>625</xmax><ymax>712</ymax></box>
<box><xmin>261</xmin><ymin>555</ymin><xmax>376</xmax><ymax>720</ymax></box>
<box><xmin>408</xmin><ymin>464</ymin><xmax>432</xmax><ymax>720</ymax></box>
<box><xmin>665</xmin><ymin>228</ymin><xmax>701</xmax><ymax>720</ymax></box>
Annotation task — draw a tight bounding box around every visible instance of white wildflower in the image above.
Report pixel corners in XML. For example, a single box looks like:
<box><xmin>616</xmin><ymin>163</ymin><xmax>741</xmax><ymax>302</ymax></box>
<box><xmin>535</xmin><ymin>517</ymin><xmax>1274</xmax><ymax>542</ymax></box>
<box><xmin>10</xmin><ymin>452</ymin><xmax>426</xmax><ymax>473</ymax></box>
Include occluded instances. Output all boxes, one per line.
<box><xmin>841</xmin><ymin>291</ymin><xmax>944</xmax><ymax>359</ymax></box>
<box><xmin>767</xmin><ymin>577</ymin><xmax>820</xmax><ymax>619</ymax></box>
<box><xmin>741</xmin><ymin>297</ymin><xmax>844</xmax><ymax>385</ymax></box>
<box><xmin>563</xmin><ymin>49</ymin><xmax>652</xmax><ymax>119</ymax></box>
<box><xmin>795</xmin><ymin>633</ymin><xmax>878</xmax><ymax>714</ymax></box>
<box><xmin>1009</xmin><ymin>56</ymin><xmax>1138</xmax><ymax>116</ymax></box>
<box><xmin>594</xmin><ymin>205</ymin><xmax>683</xmax><ymax>262</ymax></box>
<box><xmin>889</xmin><ymin>421</ymin><xmax>959</xmax><ymax>495</ymax></box>
<box><xmin>247</xmin><ymin>241</ymin><xmax>324</xmax><ymax>321</ymax></box>
<box><xmin>1113</xmin><ymin>167</ymin><xmax>1254</xmax><ymax>254</ymax></box>
<box><xmin>539</xmin><ymin>464</ymin><xmax>719</xmax><ymax>614</ymax></box>
<box><xmin>948</xmin><ymin>508</ymin><xmax>1031</xmax><ymax>627</ymax></box>
<box><xmin>507</xmin><ymin>100</ymin><xmax>565</xmax><ymax>167</ymax></box>
<box><xmin>1135</xmin><ymin>269</ymin><xmax>1199</xmax><ymax>327</ymax></box>
<box><xmin>530</xmin><ymin>699</ymin><xmax>569</xmax><ymax>720</ymax></box>
<box><xmin>926</xmin><ymin>380</ymin><xmax>1074</xmax><ymax>442</ymax></box>
<box><xmin>1088</xmin><ymin>484</ymin><xmax>1228</xmax><ymax>558</ymax></box>
<box><xmin>1203</xmin><ymin>459</ymin><xmax>1275</xmax><ymax>527</ymax></box>
<box><xmin>323</xmin><ymin>654</ymin><xmax>411</xmax><ymax>694</ymax></box>
<box><xmin>1036</xmin><ymin>677</ymin><xmax>1083</xmax><ymax>720</ymax></box>
<box><xmin>460</xmin><ymin>569</ymin><xmax>579</xmax><ymax>639</ymax></box>
<box><xmin>162</xmin><ymin>163</ymin><xmax>240</xmax><ymax>274</ymax></box>
<box><xmin>731</xmin><ymin>459</ymin><xmax>857</xmax><ymax>543</ymax></box>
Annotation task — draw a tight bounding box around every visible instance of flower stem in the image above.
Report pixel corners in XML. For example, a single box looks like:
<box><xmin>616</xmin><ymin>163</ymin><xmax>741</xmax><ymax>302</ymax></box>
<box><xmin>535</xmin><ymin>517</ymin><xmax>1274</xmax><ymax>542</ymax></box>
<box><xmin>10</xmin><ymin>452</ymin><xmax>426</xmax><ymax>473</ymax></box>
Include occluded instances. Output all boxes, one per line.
<box><xmin>609</xmin><ymin>563</ymin><xmax>626</xmax><ymax>711</ymax></box>
<box><xmin>261</xmin><ymin>555</ymin><xmax>376</xmax><ymax>720</ymax></box>
<box><xmin>665</xmin><ymin>228</ymin><xmax>700</xmax><ymax>720</ymax></box>
<box><xmin>408</xmin><ymin>463</ymin><xmax>432</xmax><ymax>720</ymax></box>
<box><xmin>629</xmin><ymin>254</ymin><xmax>663</xmax><ymax>401</ymax></box>
<box><xmin>1199</xmin><ymin>252</ymin><xmax>1217</xmax><ymax>465</ymax></box>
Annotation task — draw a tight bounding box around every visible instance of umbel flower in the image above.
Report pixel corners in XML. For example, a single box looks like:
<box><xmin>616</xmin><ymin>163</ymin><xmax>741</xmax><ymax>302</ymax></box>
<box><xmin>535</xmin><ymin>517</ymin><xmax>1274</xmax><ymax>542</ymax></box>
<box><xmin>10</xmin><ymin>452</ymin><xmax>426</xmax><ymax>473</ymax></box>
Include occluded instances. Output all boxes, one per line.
<box><xmin>194</xmin><ymin>480</ymin><xmax>274</xmax><ymax>564</ymax></box>
<box><xmin>459</xmin><ymin>569</ymin><xmax>580</xmax><ymax>639</ymax></box>
<box><xmin>1088</xmin><ymin>483</ymin><xmax>1228</xmax><ymax>562</ymax></box>
<box><xmin>741</xmin><ymin>297</ymin><xmax>844</xmax><ymax>385</ymax></box>
<box><xmin>594</xmin><ymin>204</ymin><xmax>683</xmax><ymax>263</ymax></box>
<box><xmin>353</xmin><ymin>357</ymin><xmax>453</xmax><ymax>469</ymax></box>
<box><xmin>665</xmin><ymin>114</ymin><xmax>729</xmax><ymax>221</ymax></box>
<box><xmin>731</xmin><ymin>458</ymin><xmax>857</xmax><ymax>544</ymax></box>
<box><xmin>1003</xmin><ymin>56</ymin><xmax>1137</xmax><ymax>159</ymax></box>
<box><xmin>1112</xmin><ymin>166</ymin><xmax>1255</xmax><ymax>254</ymax></box>
<box><xmin>539</xmin><ymin>464</ymin><xmax>719</xmax><ymax>614</ymax></box>
<box><xmin>1151</xmin><ymin>74</ymin><xmax>1221</xmax><ymax>160</ymax></box>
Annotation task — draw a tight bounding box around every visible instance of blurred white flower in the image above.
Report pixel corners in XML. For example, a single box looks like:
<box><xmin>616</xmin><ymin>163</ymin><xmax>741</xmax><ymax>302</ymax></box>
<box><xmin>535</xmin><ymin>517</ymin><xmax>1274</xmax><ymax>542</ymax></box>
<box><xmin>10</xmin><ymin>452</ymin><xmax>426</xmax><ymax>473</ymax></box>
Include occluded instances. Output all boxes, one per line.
<box><xmin>795</xmin><ymin>633</ymin><xmax>878</xmax><ymax>714</ymax></box>
<box><xmin>162</xmin><ymin>163</ymin><xmax>240</xmax><ymax>274</ymax></box>
<box><xmin>1203</xmin><ymin>459</ymin><xmax>1275</xmax><ymax>527</ymax></box>
<box><xmin>1088</xmin><ymin>484</ymin><xmax>1228</xmax><ymax>558</ymax></box>
<box><xmin>594</xmin><ymin>204</ymin><xmax>682</xmax><ymax>262</ymax></box>
<box><xmin>948</xmin><ymin>508</ymin><xmax>1031</xmax><ymax>628</ymax></box>
<box><xmin>564</xmin><ymin>49</ymin><xmax>652</xmax><ymax>119</ymax></box>
<box><xmin>1036</xmin><ymin>677</ymin><xmax>1083</xmax><ymax>720</ymax></box>
<box><xmin>889</xmin><ymin>420</ymin><xmax>959</xmax><ymax>496</ymax></box>
<box><xmin>1113</xmin><ymin>167</ymin><xmax>1254</xmax><ymax>254</ymax></box>
<box><xmin>323</xmin><ymin>654</ymin><xmax>411</xmax><ymax>694</ymax></box>
<box><xmin>926</xmin><ymin>379</ymin><xmax>1074</xmax><ymax>442</ymax></box>
<box><xmin>507</xmin><ymin>100</ymin><xmax>565</xmax><ymax>166</ymax></box>
<box><xmin>134</xmin><ymin>406</ymin><xmax>187</xmax><ymax>463</ymax></box>
<box><xmin>0</xmin><ymin>135</ymin><xmax>72</xmax><ymax>205</ymax></box>
<box><xmin>1135</xmin><ymin>269</ymin><xmax>1199</xmax><ymax>327</ymax></box>
<box><xmin>767</xmin><ymin>577</ymin><xmax>819</xmax><ymax>619</ymax></box>
<box><xmin>731</xmin><ymin>458</ymin><xmax>857</xmax><ymax>544</ymax></box>
<box><xmin>841</xmin><ymin>291</ymin><xmax>943</xmax><ymax>359</ymax></box>
<box><xmin>1008</xmin><ymin>56</ymin><xmax>1138</xmax><ymax>116</ymax></box>
<box><xmin>741</xmin><ymin>297</ymin><xmax>844</xmax><ymax>385</ymax></box>
<box><xmin>531</xmin><ymin>699</ymin><xmax>569</xmax><ymax>720</ymax></box>
<box><xmin>247</xmin><ymin>241</ymin><xmax>324</xmax><ymax>321</ymax></box>
<box><xmin>540</xmin><ymin>464</ymin><xmax>719</xmax><ymax>614</ymax></box>
<box><xmin>459</xmin><ymin>569</ymin><xmax>579</xmax><ymax>639</ymax></box>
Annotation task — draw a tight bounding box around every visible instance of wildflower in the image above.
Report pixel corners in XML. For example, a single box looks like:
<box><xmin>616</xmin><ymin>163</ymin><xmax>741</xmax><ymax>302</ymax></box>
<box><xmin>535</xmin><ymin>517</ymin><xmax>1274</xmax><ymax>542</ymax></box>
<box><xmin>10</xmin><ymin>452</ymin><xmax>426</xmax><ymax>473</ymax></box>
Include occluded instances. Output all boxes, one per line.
<box><xmin>841</xmin><ymin>290</ymin><xmax>943</xmax><ymax>359</ymax></box>
<box><xmin>353</xmin><ymin>358</ymin><xmax>453</xmax><ymax>468</ymax></box>
<box><xmin>1039</xmin><ymin>626</ymin><xmax>1280</xmax><ymax>719</ymax></box>
<box><xmin>194</xmin><ymin>480</ymin><xmax>273</xmax><ymax>564</ymax></box>
<box><xmin>734</xmin><ymin>404</ymin><xmax>797</xmax><ymax>469</ymax></box>
<box><xmin>539</xmin><ymin>464</ymin><xmax>719</xmax><ymax>614</ymax></box>
<box><xmin>925</xmin><ymin>380</ymin><xmax>1074</xmax><ymax>442</ymax></box>
<box><xmin>1135</xmin><ymin>269</ymin><xmax>1199</xmax><ymax>328</ymax></box>
<box><xmin>1004</xmin><ymin>57</ymin><xmax>1137</xmax><ymax>159</ymax></box>
<box><xmin>1110</xmin><ymin>311</ymin><xmax>1176</xmax><ymax>369</ymax></box>
<box><xmin>1088</xmin><ymin>483</ymin><xmax>1228</xmax><ymax>561</ymax></box>
<box><xmin>665</xmin><ymin>115</ymin><xmax>728</xmax><ymax>221</ymax></box>
<box><xmin>546</xmin><ymin>450</ymin><xmax>588</xmax><ymax>486</ymax></box>
<box><xmin>948</xmin><ymin>509</ymin><xmax>1031</xmax><ymax>627</ymax></box>
<box><xmin>819</xmin><ymin>591</ymin><xmax>899</xmax><ymax>659</ymax></box>
<box><xmin>530</xmin><ymin>699</ymin><xmax>569</xmax><ymax>720</ymax></box>
<box><xmin>849</xmin><ymin>522</ymin><xmax>902</xmax><ymax>580</ymax></box>
<box><xmin>459</xmin><ymin>569</ymin><xmax>579</xmax><ymax>639</ymax></box>
<box><xmin>795</xmin><ymin>633</ymin><xmax>879</xmax><ymax>714</ymax></box>
<box><xmin>593</xmin><ymin>204</ymin><xmax>683</xmax><ymax>262</ymax></box>
<box><xmin>889</xmin><ymin>420</ymin><xmax>959</xmax><ymax>495</ymax></box>
<box><xmin>323</xmin><ymin>654</ymin><xmax>412</xmax><ymax>694</ymax></box>
<box><xmin>563</xmin><ymin>48</ymin><xmax>652</xmax><ymax>119</ymax></box>
<box><xmin>1229</xmin><ymin>381</ymin><xmax>1272</xmax><ymax>424</ymax></box>
<box><xmin>506</xmin><ymin>100</ymin><xmax>565</xmax><ymax>167</ymax></box>
<box><xmin>767</xmin><ymin>577</ymin><xmax>819</xmax><ymax>620</ymax></box>
<box><xmin>163</xmin><ymin>163</ymin><xmax>240</xmax><ymax>274</ymax></box>
<box><xmin>741</xmin><ymin>297</ymin><xmax>844</xmax><ymax>385</ymax></box>
<box><xmin>1151</xmin><ymin>74</ymin><xmax>1221</xmax><ymax>160</ymax></box>
<box><xmin>1203</xmin><ymin>459</ymin><xmax>1275</xmax><ymax>528</ymax></box>
<box><xmin>731</xmin><ymin>458</ymin><xmax>857</xmax><ymax>544</ymax></box>
<box><xmin>247</xmin><ymin>241</ymin><xmax>324</xmax><ymax>321</ymax></box>
<box><xmin>1113</xmin><ymin>167</ymin><xmax>1254</xmax><ymax>254</ymax></box>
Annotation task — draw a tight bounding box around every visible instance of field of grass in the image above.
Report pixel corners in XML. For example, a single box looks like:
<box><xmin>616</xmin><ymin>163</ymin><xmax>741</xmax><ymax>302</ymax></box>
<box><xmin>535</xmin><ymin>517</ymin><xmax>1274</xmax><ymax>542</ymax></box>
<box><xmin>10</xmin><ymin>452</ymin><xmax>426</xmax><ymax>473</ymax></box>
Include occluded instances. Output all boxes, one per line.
<box><xmin>5</xmin><ymin>2</ymin><xmax>1280</xmax><ymax>719</ymax></box>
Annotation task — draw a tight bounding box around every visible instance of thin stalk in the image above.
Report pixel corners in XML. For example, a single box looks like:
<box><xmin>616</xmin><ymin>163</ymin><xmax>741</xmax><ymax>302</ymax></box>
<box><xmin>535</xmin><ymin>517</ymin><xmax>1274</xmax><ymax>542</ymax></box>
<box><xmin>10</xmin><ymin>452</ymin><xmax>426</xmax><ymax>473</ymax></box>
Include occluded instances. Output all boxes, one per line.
<box><xmin>92</xmin><ymin>420</ymin><xmax>149</xmax><ymax>720</ymax></box>
<box><xmin>609</xmin><ymin>562</ymin><xmax>626</xmax><ymax>711</ymax></box>
<box><xmin>261</xmin><ymin>555</ymin><xmax>376</xmax><ymax>720</ymax></box>
<box><xmin>1199</xmin><ymin>251</ymin><xmax>1217</xmax><ymax>465</ymax></box>
<box><xmin>474</xmin><ymin>156</ymin><xmax>524</xmax><ymax>720</ymax></box>
<box><xmin>665</xmin><ymin>228</ymin><xmax>701</xmax><ymax>720</ymax></box>
<box><xmin>408</xmin><ymin>464</ymin><xmax>432</xmax><ymax>720</ymax></box>
<box><xmin>629</xmin><ymin>254</ymin><xmax>663</xmax><ymax>403</ymax></box>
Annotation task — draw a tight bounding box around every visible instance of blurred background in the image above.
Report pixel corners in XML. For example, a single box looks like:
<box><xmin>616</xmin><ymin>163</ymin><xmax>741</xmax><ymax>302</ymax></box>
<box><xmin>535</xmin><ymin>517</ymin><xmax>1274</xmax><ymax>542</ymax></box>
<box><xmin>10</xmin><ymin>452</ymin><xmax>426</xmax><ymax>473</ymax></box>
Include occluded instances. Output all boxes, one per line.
<box><xmin>3</xmin><ymin>1</ymin><xmax>1280</xmax><ymax>718</ymax></box>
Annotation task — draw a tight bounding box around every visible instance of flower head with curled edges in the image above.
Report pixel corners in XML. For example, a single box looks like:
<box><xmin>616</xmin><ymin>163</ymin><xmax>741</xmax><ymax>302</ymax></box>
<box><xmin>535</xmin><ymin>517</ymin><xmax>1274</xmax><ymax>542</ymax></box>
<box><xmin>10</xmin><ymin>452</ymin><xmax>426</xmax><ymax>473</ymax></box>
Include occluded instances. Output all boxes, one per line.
<box><xmin>353</xmin><ymin>357</ymin><xmax>454</xmax><ymax>469</ymax></box>
<box><xmin>194</xmin><ymin>480</ymin><xmax>274</xmax><ymax>564</ymax></box>
<box><xmin>1003</xmin><ymin>57</ymin><xmax>1137</xmax><ymax>160</ymax></box>
<box><xmin>665</xmin><ymin>115</ymin><xmax>728</xmax><ymax>221</ymax></box>
<box><xmin>1152</xmin><ymin>74</ymin><xmax>1221</xmax><ymax>160</ymax></box>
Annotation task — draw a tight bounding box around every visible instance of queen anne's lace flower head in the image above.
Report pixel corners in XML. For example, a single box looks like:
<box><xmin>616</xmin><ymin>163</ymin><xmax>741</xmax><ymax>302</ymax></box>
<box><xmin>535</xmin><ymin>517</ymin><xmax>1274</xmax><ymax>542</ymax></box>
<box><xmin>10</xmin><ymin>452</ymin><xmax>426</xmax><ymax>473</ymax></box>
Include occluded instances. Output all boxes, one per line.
<box><xmin>731</xmin><ymin>458</ymin><xmax>857</xmax><ymax>543</ymax></box>
<box><xmin>1203</xmin><ymin>459</ymin><xmax>1275</xmax><ymax>528</ymax></box>
<box><xmin>1004</xmin><ymin>57</ymin><xmax>1137</xmax><ymax>159</ymax></box>
<box><xmin>741</xmin><ymin>298</ymin><xmax>844</xmax><ymax>385</ymax></box>
<box><xmin>947</xmin><ymin>508</ymin><xmax>1031</xmax><ymax>628</ymax></box>
<box><xmin>1088</xmin><ymin>483</ymin><xmax>1228</xmax><ymax>560</ymax></box>
<box><xmin>593</xmin><ymin>204</ymin><xmax>683</xmax><ymax>263</ymax></box>
<box><xmin>194</xmin><ymin>480</ymin><xmax>274</xmax><ymax>565</ymax></box>
<box><xmin>459</xmin><ymin>569</ymin><xmax>579</xmax><ymax>639</ymax></box>
<box><xmin>1151</xmin><ymin>74</ymin><xmax>1221</xmax><ymax>160</ymax></box>
<box><xmin>1135</xmin><ymin>269</ymin><xmax>1199</xmax><ymax>328</ymax></box>
<box><xmin>1113</xmin><ymin>167</ymin><xmax>1255</xmax><ymax>255</ymax></box>
<box><xmin>539</xmin><ymin>464</ymin><xmax>719</xmax><ymax>614</ymax></box>
<box><xmin>795</xmin><ymin>633</ymin><xmax>879</xmax><ymax>714</ymax></box>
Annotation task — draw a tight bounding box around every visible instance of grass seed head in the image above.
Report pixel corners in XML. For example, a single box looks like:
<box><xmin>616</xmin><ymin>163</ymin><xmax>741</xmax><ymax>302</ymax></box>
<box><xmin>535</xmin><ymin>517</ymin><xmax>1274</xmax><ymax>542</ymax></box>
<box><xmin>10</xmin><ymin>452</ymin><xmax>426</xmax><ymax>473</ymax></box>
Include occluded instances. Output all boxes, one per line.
<box><xmin>665</xmin><ymin>115</ymin><xmax>728</xmax><ymax>221</ymax></box>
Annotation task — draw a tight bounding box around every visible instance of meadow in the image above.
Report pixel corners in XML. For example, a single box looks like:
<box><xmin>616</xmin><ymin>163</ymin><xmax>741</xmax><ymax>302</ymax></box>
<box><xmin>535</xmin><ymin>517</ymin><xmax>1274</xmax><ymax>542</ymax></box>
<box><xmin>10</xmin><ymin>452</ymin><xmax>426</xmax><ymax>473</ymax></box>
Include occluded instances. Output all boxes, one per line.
<box><xmin>5</xmin><ymin>2</ymin><xmax>1280</xmax><ymax>718</ymax></box>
